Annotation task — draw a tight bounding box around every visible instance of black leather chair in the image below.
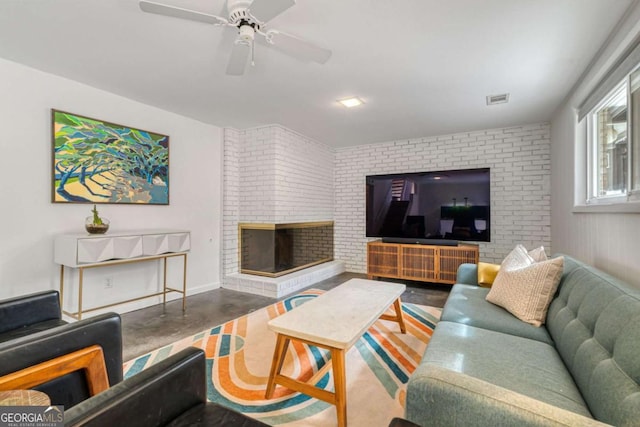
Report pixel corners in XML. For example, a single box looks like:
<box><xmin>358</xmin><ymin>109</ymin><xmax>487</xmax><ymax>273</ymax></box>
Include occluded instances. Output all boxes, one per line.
<box><xmin>64</xmin><ymin>347</ymin><xmax>268</xmax><ymax>427</ymax></box>
<box><xmin>388</xmin><ymin>417</ymin><xmax>421</xmax><ymax>427</ymax></box>
<box><xmin>0</xmin><ymin>312</ymin><xmax>123</xmax><ymax>409</ymax></box>
<box><xmin>0</xmin><ymin>290</ymin><xmax>67</xmax><ymax>343</ymax></box>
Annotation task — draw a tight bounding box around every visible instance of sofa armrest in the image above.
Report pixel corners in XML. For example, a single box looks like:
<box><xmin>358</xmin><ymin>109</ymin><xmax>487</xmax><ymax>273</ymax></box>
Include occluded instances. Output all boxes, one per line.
<box><xmin>456</xmin><ymin>263</ymin><xmax>478</xmax><ymax>285</ymax></box>
<box><xmin>0</xmin><ymin>290</ymin><xmax>62</xmax><ymax>334</ymax></box>
<box><xmin>0</xmin><ymin>312</ymin><xmax>122</xmax><ymax>409</ymax></box>
<box><xmin>64</xmin><ymin>347</ymin><xmax>206</xmax><ymax>427</ymax></box>
<box><xmin>406</xmin><ymin>365</ymin><xmax>609</xmax><ymax>427</ymax></box>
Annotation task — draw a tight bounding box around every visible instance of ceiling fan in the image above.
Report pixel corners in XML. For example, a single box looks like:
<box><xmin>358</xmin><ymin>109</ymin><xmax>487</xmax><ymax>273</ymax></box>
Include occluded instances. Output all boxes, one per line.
<box><xmin>139</xmin><ymin>0</ymin><xmax>332</xmax><ymax>75</ymax></box>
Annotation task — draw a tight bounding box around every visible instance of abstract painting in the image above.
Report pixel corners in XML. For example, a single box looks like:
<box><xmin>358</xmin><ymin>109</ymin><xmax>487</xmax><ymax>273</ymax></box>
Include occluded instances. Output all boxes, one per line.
<box><xmin>52</xmin><ymin>110</ymin><xmax>169</xmax><ymax>204</ymax></box>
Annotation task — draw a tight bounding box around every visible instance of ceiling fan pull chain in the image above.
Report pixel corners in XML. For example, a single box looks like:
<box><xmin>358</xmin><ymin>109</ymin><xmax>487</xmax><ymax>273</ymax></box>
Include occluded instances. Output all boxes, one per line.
<box><xmin>251</xmin><ymin>39</ymin><xmax>255</xmax><ymax>67</ymax></box>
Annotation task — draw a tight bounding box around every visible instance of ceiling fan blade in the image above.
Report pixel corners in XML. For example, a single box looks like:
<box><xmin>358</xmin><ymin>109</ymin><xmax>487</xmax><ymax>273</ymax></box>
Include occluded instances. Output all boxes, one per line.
<box><xmin>267</xmin><ymin>30</ymin><xmax>332</xmax><ymax>64</ymax></box>
<box><xmin>248</xmin><ymin>0</ymin><xmax>295</xmax><ymax>23</ymax></box>
<box><xmin>139</xmin><ymin>0</ymin><xmax>228</xmax><ymax>26</ymax></box>
<box><xmin>226</xmin><ymin>41</ymin><xmax>251</xmax><ymax>76</ymax></box>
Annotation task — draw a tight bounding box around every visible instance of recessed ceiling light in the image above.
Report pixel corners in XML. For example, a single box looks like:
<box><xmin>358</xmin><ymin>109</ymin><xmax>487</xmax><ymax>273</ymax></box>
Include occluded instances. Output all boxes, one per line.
<box><xmin>338</xmin><ymin>97</ymin><xmax>364</xmax><ymax>108</ymax></box>
<box><xmin>486</xmin><ymin>93</ymin><xmax>510</xmax><ymax>105</ymax></box>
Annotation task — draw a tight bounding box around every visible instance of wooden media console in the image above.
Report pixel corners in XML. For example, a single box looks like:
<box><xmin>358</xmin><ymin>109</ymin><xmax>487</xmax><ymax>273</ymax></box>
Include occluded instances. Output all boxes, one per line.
<box><xmin>367</xmin><ymin>240</ymin><xmax>479</xmax><ymax>284</ymax></box>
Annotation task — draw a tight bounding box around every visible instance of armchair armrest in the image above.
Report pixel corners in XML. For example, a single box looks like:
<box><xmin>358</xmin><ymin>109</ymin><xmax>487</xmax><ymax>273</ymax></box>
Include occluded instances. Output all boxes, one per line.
<box><xmin>456</xmin><ymin>263</ymin><xmax>478</xmax><ymax>285</ymax></box>
<box><xmin>0</xmin><ymin>290</ymin><xmax>62</xmax><ymax>335</ymax></box>
<box><xmin>406</xmin><ymin>365</ymin><xmax>609</xmax><ymax>427</ymax></box>
<box><xmin>0</xmin><ymin>312</ymin><xmax>122</xmax><ymax>409</ymax></box>
<box><xmin>64</xmin><ymin>347</ymin><xmax>206</xmax><ymax>427</ymax></box>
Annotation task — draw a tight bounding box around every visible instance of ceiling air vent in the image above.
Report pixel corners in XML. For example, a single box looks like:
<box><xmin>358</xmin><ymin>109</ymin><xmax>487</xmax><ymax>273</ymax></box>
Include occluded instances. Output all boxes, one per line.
<box><xmin>486</xmin><ymin>93</ymin><xmax>510</xmax><ymax>105</ymax></box>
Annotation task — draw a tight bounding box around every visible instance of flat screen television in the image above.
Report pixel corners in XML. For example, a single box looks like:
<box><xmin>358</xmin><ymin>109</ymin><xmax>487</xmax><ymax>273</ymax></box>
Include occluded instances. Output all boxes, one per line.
<box><xmin>366</xmin><ymin>168</ymin><xmax>490</xmax><ymax>242</ymax></box>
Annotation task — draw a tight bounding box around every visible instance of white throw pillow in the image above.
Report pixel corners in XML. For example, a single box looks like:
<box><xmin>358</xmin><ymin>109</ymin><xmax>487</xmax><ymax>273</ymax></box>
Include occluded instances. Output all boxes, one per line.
<box><xmin>528</xmin><ymin>246</ymin><xmax>548</xmax><ymax>262</ymax></box>
<box><xmin>486</xmin><ymin>245</ymin><xmax>563</xmax><ymax>327</ymax></box>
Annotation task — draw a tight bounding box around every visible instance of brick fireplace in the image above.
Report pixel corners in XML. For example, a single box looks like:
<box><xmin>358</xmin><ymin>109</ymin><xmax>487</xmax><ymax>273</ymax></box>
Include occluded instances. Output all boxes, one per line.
<box><xmin>222</xmin><ymin>125</ymin><xmax>344</xmax><ymax>298</ymax></box>
<box><xmin>239</xmin><ymin>222</ymin><xmax>334</xmax><ymax>277</ymax></box>
<box><xmin>225</xmin><ymin>220</ymin><xmax>344</xmax><ymax>298</ymax></box>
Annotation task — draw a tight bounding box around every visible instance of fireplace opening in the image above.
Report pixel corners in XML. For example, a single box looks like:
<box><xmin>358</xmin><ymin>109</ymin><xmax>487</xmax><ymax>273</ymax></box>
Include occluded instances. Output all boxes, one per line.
<box><xmin>239</xmin><ymin>222</ymin><xmax>334</xmax><ymax>277</ymax></box>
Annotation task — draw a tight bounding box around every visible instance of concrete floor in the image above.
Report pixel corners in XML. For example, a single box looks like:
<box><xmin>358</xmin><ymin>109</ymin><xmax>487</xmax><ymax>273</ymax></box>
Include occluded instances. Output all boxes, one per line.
<box><xmin>121</xmin><ymin>272</ymin><xmax>451</xmax><ymax>361</ymax></box>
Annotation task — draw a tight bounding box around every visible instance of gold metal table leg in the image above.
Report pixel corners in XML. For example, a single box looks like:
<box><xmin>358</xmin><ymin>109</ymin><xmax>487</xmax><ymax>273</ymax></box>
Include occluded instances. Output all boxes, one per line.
<box><xmin>182</xmin><ymin>254</ymin><xmax>187</xmax><ymax>312</ymax></box>
<box><xmin>163</xmin><ymin>257</ymin><xmax>168</xmax><ymax>305</ymax></box>
<box><xmin>59</xmin><ymin>265</ymin><xmax>65</xmax><ymax>310</ymax></box>
<box><xmin>78</xmin><ymin>267</ymin><xmax>84</xmax><ymax>320</ymax></box>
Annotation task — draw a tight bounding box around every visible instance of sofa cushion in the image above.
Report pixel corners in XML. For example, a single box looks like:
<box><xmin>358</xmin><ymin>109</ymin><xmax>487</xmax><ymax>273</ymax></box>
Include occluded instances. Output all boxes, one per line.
<box><xmin>546</xmin><ymin>261</ymin><xmax>640</xmax><ymax>426</ymax></box>
<box><xmin>420</xmin><ymin>321</ymin><xmax>592</xmax><ymax>418</ymax></box>
<box><xmin>441</xmin><ymin>284</ymin><xmax>554</xmax><ymax>345</ymax></box>
<box><xmin>487</xmin><ymin>248</ymin><xmax>563</xmax><ymax>326</ymax></box>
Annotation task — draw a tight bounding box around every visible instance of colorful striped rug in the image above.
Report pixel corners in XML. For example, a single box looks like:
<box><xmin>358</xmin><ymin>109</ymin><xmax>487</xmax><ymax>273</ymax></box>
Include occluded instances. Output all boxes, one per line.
<box><xmin>123</xmin><ymin>289</ymin><xmax>440</xmax><ymax>426</ymax></box>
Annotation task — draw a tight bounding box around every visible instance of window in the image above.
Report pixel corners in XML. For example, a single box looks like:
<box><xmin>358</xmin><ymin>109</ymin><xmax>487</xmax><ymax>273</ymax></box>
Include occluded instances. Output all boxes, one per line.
<box><xmin>586</xmin><ymin>66</ymin><xmax>640</xmax><ymax>205</ymax></box>
<box><xmin>632</xmin><ymin>68</ymin><xmax>640</xmax><ymax>191</ymax></box>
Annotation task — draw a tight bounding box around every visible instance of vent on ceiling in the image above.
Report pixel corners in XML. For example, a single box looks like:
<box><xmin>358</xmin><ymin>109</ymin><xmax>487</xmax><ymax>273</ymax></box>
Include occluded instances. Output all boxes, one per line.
<box><xmin>486</xmin><ymin>93</ymin><xmax>510</xmax><ymax>105</ymax></box>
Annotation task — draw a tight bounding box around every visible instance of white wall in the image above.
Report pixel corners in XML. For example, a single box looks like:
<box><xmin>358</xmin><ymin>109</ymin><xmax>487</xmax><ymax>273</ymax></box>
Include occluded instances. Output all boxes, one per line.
<box><xmin>550</xmin><ymin>3</ymin><xmax>640</xmax><ymax>288</ymax></box>
<box><xmin>0</xmin><ymin>58</ymin><xmax>223</xmax><ymax>314</ymax></box>
<box><xmin>222</xmin><ymin>124</ymin><xmax>334</xmax><ymax>276</ymax></box>
<box><xmin>335</xmin><ymin>124</ymin><xmax>552</xmax><ymax>273</ymax></box>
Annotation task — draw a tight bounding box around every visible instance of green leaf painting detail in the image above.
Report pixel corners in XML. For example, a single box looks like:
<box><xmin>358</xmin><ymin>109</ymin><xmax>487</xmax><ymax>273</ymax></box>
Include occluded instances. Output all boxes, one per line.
<box><xmin>53</xmin><ymin>111</ymin><xmax>169</xmax><ymax>204</ymax></box>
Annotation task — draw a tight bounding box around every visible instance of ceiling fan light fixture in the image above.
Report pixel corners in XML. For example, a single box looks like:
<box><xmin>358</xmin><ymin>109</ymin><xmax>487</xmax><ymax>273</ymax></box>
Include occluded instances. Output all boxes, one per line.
<box><xmin>238</xmin><ymin>24</ymin><xmax>255</xmax><ymax>42</ymax></box>
<box><xmin>338</xmin><ymin>97</ymin><xmax>364</xmax><ymax>108</ymax></box>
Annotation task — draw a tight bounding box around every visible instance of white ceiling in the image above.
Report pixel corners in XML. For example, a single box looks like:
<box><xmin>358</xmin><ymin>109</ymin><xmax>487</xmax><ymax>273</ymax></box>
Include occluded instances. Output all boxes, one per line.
<box><xmin>0</xmin><ymin>0</ymin><xmax>634</xmax><ymax>147</ymax></box>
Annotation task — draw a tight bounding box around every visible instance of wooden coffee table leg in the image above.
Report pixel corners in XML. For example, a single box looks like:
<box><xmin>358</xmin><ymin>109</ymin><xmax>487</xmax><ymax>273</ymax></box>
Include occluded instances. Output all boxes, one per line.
<box><xmin>380</xmin><ymin>297</ymin><xmax>407</xmax><ymax>334</ymax></box>
<box><xmin>331</xmin><ymin>348</ymin><xmax>347</xmax><ymax>427</ymax></box>
<box><xmin>394</xmin><ymin>298</ymin><xmax>407</xmax><ymax>334</ymax></box>
<box><xmin>266</xmin><ymin>334</ymin><xmax>290</xmax><ymax>398</ymax></box>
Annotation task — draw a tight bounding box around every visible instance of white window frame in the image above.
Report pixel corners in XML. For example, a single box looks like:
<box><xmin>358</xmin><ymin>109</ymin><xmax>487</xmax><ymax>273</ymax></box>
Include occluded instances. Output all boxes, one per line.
<box><xmin>581</xmin><ymin>64</ymin><xmax>640</xmax><ymax>210</ymax></box>
<box><xmin>585</xmin><ymin>81</ymin><xmax>629</xmax><ymax>205</ymax></box>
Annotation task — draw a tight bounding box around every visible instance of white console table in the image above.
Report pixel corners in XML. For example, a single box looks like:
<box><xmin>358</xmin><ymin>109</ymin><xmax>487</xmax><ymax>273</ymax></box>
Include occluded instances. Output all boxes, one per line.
<box><xmin>54</xmin><ymin>229</ymin><xmax>190</xmax><ymax>320</ymax></box>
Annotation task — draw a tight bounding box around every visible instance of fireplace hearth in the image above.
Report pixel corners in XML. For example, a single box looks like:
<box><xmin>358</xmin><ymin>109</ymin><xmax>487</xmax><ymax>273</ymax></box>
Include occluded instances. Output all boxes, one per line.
<box><xmin>239</xmin><ymin>222</ymin><xmax>334</xmax><ymax>277</ymax></box>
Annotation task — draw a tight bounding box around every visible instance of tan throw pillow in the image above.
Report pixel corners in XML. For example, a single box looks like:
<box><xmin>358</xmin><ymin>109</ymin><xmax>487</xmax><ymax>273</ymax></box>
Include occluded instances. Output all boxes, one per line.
<box><xmin>486</xmin><ymin>246</ymin><xmax>564</xmax><ymax>327</ymax></box>
<box><xmin>477</xmin><ymin>262</ymin><xmax>501</xmax><ymax>287</ymax></box>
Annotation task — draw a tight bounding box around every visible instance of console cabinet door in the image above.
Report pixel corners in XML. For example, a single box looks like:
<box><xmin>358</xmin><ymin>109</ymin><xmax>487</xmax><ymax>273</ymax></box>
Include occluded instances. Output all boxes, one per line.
<box><xmin>367</xmin><ymin>243</ymin><xmax>399</xmax><ymax>278</ymax></box>
<box><xmin>401</xmin><ymin>245</ymin><xmax>437</xmax><ymax>281</ymax></box>
<box><xmin>439</xmin><ymin>247</ymin><xmax>479</xmax><ymax>283</ymax></box>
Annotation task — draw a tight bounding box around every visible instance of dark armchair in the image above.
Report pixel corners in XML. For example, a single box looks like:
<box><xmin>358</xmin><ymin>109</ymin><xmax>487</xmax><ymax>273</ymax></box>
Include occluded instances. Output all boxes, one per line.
<box><xmin>64</xmin><ymin>347</ymin><xmax>268</xmax><ymax>427</ymax></box>
<box><xmin>0</xmin><ymin>290</ymin><xmax>67</xmax><ymax>343</ymax></box>
<box><xmin>0</xmin><ymin>312</ymin><xmax>123</xmax><ymax>409</ymax></box>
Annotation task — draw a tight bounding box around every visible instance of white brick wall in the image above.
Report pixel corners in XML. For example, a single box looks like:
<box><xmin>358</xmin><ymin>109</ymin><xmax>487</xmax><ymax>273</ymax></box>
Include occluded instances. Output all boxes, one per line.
<box><xmin>222</xmin><ymin>128</ymin><xmax>240</xmax><ymax>276</ymax></box>
<box><xmin>274</xmin><ymin>127</ymin><xmax>334</xmax><ymax>221</ymax></box>
<box><xmin>334</xmin><ymin>123</ymin><xmax>552</xmax><ymax>273</ymax></box>
<box><xmin>239</xmin><ymin>126</ymin><xmax>278</xmax><ymax>222</ymax></box>
<box><xmin>222</xmin><ymin>125</ymin><xmax>334</xmax><ymax>276</ymax></box>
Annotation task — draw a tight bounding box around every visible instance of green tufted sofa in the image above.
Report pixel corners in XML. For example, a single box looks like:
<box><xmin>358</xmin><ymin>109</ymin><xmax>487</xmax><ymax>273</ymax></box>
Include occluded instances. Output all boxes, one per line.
<box><xmin>405</xmin><ymin>255</ymin><xmax>640</xmax><ymax>426</ymax></box>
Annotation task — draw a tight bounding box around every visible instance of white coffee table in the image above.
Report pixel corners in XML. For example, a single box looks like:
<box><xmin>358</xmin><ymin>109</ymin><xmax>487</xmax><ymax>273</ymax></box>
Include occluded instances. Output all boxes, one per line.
<box><xmin>265</xmin><ymin>278</ymin><xmax>407</xmax><ymax>427</ymax></box>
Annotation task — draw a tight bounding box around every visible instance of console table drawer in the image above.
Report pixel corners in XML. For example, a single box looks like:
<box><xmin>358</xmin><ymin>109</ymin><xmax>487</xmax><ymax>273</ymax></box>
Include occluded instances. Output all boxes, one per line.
<box><xmin>77</xmin><ymin>236</ymin><xmax>144</xmax><ymax>264</ymax></box>
<box><xmin>142</xmin><ymin>232</ymin><xmax>190</xmax><ymax>255</ymax></box>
